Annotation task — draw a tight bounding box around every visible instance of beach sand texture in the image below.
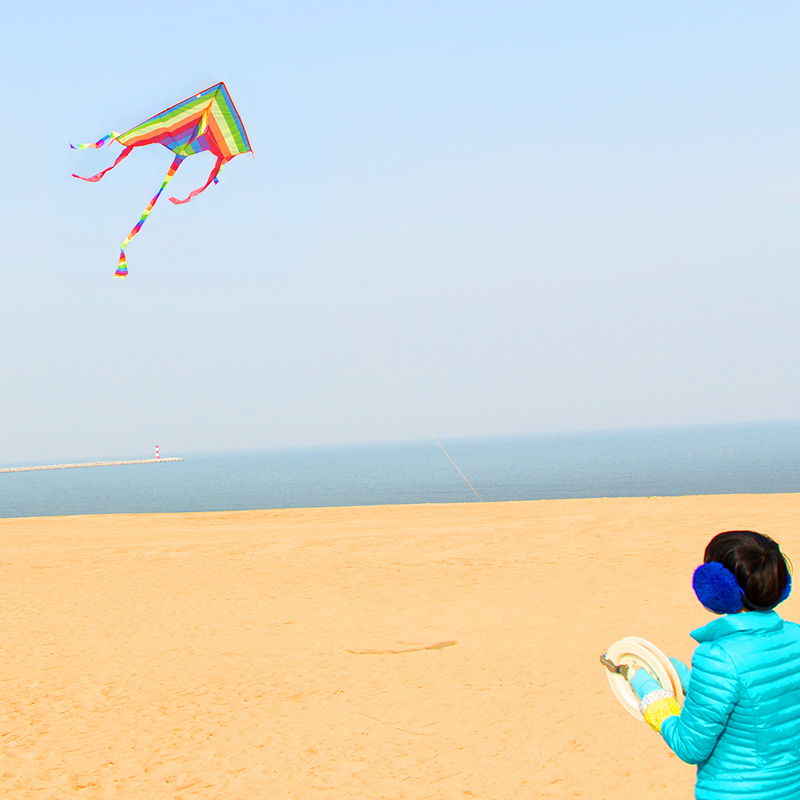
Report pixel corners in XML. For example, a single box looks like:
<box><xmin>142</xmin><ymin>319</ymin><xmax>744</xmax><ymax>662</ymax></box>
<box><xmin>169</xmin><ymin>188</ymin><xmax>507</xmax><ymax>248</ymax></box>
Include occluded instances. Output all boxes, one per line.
<box><xmin>1</xmin><ymin>494</ymin><xmax>798</xmax><ymax>799</ymax></box>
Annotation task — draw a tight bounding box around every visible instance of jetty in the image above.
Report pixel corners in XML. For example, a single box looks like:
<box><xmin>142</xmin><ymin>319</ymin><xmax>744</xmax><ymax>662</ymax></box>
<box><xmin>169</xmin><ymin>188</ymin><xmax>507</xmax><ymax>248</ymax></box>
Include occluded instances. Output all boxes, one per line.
<box><xmin>0</xmin><ymin>458</ymin><xmax>183</xmax><ymax>474</ymax></box>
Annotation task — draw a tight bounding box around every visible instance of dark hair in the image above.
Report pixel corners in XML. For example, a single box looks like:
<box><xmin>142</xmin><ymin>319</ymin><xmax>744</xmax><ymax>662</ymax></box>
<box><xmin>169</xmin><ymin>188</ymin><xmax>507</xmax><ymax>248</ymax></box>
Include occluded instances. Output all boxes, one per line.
<box><xmin>705</xmin><ymin>531</ymin><xmax>791</xmax><ymax>611</ymax></box>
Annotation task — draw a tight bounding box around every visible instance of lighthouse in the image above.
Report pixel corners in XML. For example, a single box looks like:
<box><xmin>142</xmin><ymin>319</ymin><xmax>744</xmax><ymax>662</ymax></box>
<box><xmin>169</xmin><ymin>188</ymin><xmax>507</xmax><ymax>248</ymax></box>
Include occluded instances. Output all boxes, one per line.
<box><xmin>155</xmin><ymin>445</ymin><xmax>160</xmax><ymax>461</ymax></box>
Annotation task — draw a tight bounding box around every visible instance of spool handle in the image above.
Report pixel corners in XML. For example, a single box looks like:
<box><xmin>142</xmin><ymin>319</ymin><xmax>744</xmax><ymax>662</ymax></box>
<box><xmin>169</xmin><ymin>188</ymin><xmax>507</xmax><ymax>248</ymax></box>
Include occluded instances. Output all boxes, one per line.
<box><xmin>600</xmin><ymin>653</ymin><xmax>631</xmax><ymax>680</ymax></box>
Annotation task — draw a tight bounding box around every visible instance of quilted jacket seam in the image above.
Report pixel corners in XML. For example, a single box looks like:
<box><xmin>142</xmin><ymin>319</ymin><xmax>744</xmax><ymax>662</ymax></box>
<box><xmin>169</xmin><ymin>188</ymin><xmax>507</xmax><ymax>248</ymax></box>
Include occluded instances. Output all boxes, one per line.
<box><xmin>715</xmin><ymin>634</ymin><xmax>764</xmax><ymax>770</ymax></box>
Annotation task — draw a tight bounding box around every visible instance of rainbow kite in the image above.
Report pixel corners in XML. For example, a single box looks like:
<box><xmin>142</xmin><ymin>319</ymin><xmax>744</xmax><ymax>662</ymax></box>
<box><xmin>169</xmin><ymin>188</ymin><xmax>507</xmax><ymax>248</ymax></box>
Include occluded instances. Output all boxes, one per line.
<box><xmin>71</xmin><ymin>82</ymin><xmax>252</xmax><ymax>277</ymax></box>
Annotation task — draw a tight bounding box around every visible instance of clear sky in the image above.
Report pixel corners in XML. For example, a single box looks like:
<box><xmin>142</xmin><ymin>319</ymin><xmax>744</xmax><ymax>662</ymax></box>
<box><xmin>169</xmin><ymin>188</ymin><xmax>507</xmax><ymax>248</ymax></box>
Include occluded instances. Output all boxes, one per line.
<box><xmin>3</xmin><ymin>1</ymin><xmax>800</xmax><ymax>464</ymax></box>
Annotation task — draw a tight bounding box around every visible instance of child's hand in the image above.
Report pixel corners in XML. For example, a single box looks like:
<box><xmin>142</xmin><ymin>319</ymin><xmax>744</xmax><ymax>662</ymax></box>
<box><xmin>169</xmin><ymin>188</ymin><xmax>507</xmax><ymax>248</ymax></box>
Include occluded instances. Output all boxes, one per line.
<box><xmin>628</xmin><ymin>669</ymin><xmax>680</xmax><ymax>733</ymax></box>
<box><xmin>669</xmin><ymin>657</ymin><xmax>692</xmax><ymax>694</ymax></box>
<box><xmin>629</xmin><ymin>668</ymin><xmax>661</xmax><ymax>699</ymax></box>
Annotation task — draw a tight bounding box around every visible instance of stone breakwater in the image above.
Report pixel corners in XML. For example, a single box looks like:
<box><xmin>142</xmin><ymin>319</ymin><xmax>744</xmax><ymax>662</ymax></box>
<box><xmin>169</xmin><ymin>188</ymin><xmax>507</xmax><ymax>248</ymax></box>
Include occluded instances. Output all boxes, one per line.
<box><xmin>0</xmin><ymin>458</ymin><xmax>183</xmax><ymax>473</ymax></box>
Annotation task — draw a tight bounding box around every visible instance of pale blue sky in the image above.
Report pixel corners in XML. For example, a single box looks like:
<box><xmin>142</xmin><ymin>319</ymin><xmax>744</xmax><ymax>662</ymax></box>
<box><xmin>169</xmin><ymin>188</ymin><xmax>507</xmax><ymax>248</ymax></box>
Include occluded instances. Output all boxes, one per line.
<box><xmin>3</xmin><ymin>1</ymin><xmax>800</xmax><ymax>464</ymax></box>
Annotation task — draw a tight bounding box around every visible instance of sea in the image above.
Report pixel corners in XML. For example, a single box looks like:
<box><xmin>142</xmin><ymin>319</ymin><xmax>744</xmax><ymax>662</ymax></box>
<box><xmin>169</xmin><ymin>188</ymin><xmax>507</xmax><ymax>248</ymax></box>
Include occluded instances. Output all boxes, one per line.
<box><xmin>2</xmin><ymin>421</ymin><xmax>800</xmax><ymax>519</ymax></box>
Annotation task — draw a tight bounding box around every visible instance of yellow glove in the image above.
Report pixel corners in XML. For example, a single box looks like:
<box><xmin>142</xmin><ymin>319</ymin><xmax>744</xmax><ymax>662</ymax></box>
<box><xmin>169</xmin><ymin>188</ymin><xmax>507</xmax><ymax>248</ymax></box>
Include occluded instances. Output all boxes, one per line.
<box><xmin>630</xmin><ymin>669</ymin><xmax>680</xmax><ymax>733</ymax></box>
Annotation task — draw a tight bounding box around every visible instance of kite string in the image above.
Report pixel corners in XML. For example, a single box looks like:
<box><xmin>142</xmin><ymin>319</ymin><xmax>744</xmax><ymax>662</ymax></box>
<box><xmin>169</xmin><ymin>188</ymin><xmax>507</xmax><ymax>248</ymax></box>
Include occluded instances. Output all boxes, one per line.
<box><xmin>235</xmin><ymin>170</ymin><xmax>483</xmax><ymax>502</ymax></box>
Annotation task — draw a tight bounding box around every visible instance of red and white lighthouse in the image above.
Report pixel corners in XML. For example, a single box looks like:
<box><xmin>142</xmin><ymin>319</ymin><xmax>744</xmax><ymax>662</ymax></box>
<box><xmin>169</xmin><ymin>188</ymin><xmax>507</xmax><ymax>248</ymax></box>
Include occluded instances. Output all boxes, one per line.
<box><xmin>155</xmin><ymin>445</ymin><xmax>160</xmax><ymax>461</ymax></box>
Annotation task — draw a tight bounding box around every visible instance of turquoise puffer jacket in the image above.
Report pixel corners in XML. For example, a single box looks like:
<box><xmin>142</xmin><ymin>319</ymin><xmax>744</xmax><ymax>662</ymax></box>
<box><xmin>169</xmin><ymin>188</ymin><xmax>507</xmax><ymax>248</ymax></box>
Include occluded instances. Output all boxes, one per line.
<box><xmin>661</xmin><ymin>611</ymin><xmax>800</xmax><ymax>800</ymax></box>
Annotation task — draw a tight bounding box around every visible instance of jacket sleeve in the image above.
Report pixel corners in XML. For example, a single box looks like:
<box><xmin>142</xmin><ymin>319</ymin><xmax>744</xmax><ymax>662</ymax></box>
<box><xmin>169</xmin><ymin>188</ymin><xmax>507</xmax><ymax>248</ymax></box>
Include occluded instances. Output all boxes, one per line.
<box><xmin>660</xmin><ymin>642</ymin><xmax>739</xmax><ymax>764</ymax></box>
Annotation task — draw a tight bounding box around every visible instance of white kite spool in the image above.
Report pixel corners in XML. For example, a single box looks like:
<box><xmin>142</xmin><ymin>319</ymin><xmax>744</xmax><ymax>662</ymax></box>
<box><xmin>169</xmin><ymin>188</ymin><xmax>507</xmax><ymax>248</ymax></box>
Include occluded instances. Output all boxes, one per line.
<box><xmin>603</xmin><ymin>636</ymin><xmax>685</xmax><ymax>721</ymax></box>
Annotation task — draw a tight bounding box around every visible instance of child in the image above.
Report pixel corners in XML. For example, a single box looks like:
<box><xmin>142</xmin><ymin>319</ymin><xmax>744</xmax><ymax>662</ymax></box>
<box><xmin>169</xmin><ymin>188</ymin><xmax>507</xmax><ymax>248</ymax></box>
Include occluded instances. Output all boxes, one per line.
<box><xmin>629</xmin><ymin>530</ymin><xmax>800</xmax><ymax>799</ymax></box>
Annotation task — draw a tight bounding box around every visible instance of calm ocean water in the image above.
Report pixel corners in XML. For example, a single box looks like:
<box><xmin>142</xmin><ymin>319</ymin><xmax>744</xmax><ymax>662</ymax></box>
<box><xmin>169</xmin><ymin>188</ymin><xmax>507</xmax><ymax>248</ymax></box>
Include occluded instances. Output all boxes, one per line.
<box><xmin>2</xmin><ymin>422</ymin><xmax>800</xmax><ymax>518</ymax></box>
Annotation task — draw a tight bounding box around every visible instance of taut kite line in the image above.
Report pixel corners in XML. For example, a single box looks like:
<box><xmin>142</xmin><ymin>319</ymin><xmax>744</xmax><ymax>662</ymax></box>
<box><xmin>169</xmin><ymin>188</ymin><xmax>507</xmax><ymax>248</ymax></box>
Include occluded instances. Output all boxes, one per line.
<box><xmin>71</xmin><ymin>82</ymin><xmax>252</xmax><ymax>277</ymax></box>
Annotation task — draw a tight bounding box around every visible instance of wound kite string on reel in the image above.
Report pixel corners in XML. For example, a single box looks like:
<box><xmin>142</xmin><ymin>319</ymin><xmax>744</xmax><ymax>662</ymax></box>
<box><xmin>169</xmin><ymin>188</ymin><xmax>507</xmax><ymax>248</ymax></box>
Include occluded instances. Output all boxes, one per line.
<box><xmin>600</xmin><ymin>637</ymin><xmax>685</xmax><ymax>721</ymax></box>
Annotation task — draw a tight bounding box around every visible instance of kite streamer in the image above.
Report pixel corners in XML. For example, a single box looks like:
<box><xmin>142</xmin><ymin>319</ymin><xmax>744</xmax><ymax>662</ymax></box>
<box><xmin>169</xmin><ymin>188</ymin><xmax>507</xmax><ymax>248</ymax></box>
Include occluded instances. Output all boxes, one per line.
<box><xmin>71</xmin><ymin>82</ymin><xmax>252</xmax><ymax>277</ymax></box>
<box><xmin>115</xmin><ymin>154</ymin><xmax>185</xmax><ymax>277</ymax></box>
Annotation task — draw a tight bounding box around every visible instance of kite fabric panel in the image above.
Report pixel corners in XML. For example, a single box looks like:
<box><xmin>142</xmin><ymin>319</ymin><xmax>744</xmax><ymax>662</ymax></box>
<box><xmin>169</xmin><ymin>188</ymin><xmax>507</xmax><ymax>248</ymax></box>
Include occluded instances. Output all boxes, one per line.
<box><xmin>71</xmin><ymin>82</ymin><xmax>252</xmax><ymax>277</ymax></box>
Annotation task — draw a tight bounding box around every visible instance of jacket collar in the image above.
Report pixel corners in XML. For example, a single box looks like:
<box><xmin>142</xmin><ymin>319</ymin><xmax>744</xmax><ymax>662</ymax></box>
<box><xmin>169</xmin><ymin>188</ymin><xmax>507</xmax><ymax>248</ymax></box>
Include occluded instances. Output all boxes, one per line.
<box><xmin>691</xmin><ymin>610</ymin><xmax>783</xmax><ymax>643</ymax></box>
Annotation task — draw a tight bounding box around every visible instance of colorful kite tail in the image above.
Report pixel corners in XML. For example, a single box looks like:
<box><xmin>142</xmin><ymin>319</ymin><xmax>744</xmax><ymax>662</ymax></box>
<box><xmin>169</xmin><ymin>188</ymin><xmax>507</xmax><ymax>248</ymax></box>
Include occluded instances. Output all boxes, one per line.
<box><xmin>169</xmin><ymin>156</ymin><xmax>230</xmax><ymax>204</ymax></box>
<box><xmin>72</xmin><ymin>145</ymin><xmax>134</xmax><ymax>183</ymax></box>
<box><xmin>115</xmin><ymin>154</ymin><xmax>186</xmax><ymax>278</ymax></box>
<box><xmin>69</xmin><ymin>132</ymin><xmax>118</xmax><ymax>150</ymax></box>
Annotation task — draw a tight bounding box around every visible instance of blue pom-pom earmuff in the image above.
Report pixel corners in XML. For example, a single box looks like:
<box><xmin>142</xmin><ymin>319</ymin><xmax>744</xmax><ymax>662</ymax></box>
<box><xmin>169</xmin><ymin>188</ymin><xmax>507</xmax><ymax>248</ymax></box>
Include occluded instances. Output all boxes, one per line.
<box><xmin>693</xmin><ymin>563</ymin><xmax>792</xmax><ymax>614</ymax></box>
<box><xmin>693</xmin><ymin>562</ymin><xmax>745</xmax><ymax>614</ymax></box>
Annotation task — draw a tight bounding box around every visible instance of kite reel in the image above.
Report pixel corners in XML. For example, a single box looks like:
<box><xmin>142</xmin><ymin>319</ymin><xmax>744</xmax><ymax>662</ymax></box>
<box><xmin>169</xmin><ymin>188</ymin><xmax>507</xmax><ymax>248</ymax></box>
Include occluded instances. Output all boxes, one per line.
<box><xmin>600</xmin><ymin>637</ymin><xmax>685</xmax><ymax>721</ymax></box>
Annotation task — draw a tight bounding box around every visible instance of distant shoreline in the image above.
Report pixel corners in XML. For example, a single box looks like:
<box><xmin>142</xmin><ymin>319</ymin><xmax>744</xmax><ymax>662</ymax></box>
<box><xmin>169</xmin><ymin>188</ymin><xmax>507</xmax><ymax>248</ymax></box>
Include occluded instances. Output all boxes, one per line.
<box><xmin>0</xmin><ymin>458</ymin><xmax>183</xmax><ymax>473</ymax></box>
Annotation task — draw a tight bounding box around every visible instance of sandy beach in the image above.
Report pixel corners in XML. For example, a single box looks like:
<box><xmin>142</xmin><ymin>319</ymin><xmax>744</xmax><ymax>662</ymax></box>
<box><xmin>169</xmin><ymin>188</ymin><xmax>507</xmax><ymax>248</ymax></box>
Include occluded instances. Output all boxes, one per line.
<box><xmin>1</xmin><ymin>494</ymin><xmax>798</xmax><ymax>799</ymax></box>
